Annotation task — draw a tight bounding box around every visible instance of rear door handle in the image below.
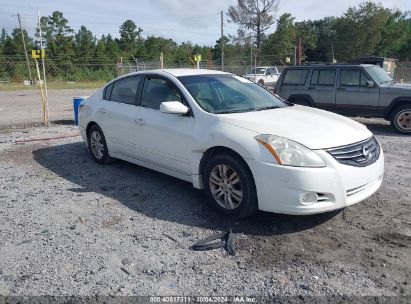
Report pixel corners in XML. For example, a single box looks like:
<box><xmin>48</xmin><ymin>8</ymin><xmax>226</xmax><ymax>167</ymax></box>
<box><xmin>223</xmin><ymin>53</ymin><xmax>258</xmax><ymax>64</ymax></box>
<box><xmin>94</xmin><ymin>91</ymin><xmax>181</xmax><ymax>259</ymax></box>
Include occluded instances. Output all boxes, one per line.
<box><xmin>337</xmin><ymin>87</ymin><xmax>346</xmax><ymax>91</ymax></box>
<box><xmin>308</xmin><ymin>86</ymin><xmax>316</xmax><ymax>90</ymax></box>
<box><xmin>134</xmin><ymin>118</ymin><xmax>145</xmax><ymax>125</ymax></box>
<box><xmin>98</xmin><ymin>108</ymin><xmax>107</xmax><ymax>114</ymax></box>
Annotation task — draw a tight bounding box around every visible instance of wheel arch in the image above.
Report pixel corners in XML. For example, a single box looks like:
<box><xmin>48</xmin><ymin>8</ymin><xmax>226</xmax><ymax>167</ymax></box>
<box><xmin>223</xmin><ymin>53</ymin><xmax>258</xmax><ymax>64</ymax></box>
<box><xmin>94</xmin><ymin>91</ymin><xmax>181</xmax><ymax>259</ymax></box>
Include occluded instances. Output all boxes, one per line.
<box><xmin>384</xmin><ymin>97</ymin><xmax>411</xmax><ymax>120</ymax></box>
<box><xmin>287</xmin><ymin>94</ymin><xmax>315</xmax><ymax>106</ymax></box>
<box><xmin>86</xmin><ymin>121</ymin><xmax>98</xmax><ymax>137</ymax></box>
<box><xmin>198</xmin><ymin>146</ymin><xmax>256</xmax><ymax>189</ymax></box>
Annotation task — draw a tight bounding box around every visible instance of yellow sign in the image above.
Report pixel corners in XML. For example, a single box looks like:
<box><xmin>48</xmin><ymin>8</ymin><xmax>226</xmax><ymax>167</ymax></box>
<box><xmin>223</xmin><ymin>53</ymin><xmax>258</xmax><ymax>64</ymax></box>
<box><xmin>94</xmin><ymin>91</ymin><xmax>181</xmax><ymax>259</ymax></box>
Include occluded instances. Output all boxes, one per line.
<box><xmin>32</xmin><ymin>49</ymin><xmax>45</xmax><ymax>59</ymax></box>
<box><xmin>194</xmin><ymin>54</ymin><xmax>202</xmax><ymax>62</ymax></box>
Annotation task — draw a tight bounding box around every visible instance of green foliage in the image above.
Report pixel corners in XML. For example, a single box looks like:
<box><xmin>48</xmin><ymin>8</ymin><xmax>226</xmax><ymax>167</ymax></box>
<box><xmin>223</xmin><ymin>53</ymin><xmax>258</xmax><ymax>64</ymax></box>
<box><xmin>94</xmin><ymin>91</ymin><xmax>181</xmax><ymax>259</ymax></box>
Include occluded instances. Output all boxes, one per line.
<box><xmin>0</xmin><ymin>3</ymin><xmax>410</xmax><ymax>82</ymax></box>
<box><xmin>75</xmin><ymin>26</ymin><xmax>96</xmax><ymax>60</ymax></box>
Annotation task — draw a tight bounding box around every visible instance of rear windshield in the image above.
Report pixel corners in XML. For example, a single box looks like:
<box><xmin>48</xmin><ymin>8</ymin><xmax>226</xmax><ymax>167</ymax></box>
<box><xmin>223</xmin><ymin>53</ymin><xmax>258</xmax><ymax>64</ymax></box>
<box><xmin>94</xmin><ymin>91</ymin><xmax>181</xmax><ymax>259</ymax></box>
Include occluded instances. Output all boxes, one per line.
<box><xmin>282</xmin><ymin>69</ymin><xmax>309</xmax><ymax>85</ymax></box>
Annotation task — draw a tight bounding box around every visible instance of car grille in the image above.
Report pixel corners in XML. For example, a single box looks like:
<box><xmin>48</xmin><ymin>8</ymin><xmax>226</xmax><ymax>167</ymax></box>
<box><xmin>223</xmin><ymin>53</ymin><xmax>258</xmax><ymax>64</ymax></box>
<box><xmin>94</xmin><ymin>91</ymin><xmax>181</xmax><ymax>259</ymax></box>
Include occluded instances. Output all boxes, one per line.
<box><xmin>326</xmin><ymin>137</ymin><xmax>380</xmax><ymax>167</ymax></box>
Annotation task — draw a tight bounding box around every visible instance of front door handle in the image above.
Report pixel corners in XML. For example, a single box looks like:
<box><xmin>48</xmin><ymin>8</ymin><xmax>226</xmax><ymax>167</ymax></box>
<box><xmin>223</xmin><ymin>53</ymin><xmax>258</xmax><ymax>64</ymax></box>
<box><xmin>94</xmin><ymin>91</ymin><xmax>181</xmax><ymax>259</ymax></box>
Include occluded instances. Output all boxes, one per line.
<box><xmin>98</xmin><ymin>108</ymin><xmax>107</xmax><ymax>114</ymax></box>
<box><xmin>134</xmin><ymin>118</ymin><xmax>145</xmax><ymax>125</ymax></box>
<box><xmin>337</xmin><ymin>87</ymin><xmax>346</xmax><ymax>91</ymax></box>
<box><xmin>308</xmin><ymin>86</ymin><xmax>315</xmax><ymax>90</ymax></box>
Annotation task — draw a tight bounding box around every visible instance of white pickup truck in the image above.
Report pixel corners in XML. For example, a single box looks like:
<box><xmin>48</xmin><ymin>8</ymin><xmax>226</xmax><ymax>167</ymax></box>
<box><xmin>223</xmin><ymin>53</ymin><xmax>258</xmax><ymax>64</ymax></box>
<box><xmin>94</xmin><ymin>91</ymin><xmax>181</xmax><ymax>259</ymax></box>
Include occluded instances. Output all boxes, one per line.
<box><xmin>244</xmin><ymin>66</ymin><xmax>283</xmax><ymax>86</ymax></box>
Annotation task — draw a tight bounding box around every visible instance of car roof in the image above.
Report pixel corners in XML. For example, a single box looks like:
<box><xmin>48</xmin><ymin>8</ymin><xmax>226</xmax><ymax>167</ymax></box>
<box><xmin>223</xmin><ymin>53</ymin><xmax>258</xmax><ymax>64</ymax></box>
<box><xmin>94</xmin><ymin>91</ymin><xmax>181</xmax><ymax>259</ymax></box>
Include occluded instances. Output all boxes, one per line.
<box><xmin>284</xmin><ymin>64</ymin><xmax>378</xmax><ymax>69</ymax></box>
<box><xmin>147</xmin><ymin>69</ymin><xmax>231</xmax><ymax>77</ymax></box>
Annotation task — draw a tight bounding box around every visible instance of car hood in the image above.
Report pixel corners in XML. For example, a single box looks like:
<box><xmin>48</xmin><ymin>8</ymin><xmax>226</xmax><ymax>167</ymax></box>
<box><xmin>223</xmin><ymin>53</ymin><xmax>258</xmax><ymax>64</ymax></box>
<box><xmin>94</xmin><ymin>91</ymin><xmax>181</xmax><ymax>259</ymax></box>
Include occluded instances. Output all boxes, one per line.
<box><xmin>218</xmin><ymin>105</ymin><xmax>372</xmax><ymax>150</ymax></box>
<box><xmin>381</xmin><ymin>82</ymin><xmax>411</xmax><ymax>93</ymax></box>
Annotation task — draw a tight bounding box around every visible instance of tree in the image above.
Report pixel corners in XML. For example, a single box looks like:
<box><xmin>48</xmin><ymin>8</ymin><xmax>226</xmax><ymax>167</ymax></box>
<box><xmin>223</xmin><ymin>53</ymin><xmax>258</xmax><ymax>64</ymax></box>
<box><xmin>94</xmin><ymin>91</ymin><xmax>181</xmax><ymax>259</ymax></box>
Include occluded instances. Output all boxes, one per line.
<box><xmin>118</xmin><ymin>20</ymin><xmax>143</xmax><ymax>55</ymax></box>
<box><xmin>39</xmin><ymin>11</ymin><xmax>75</xmax><ymax>59</ymax></box>
<box><xmin>75</xmin><ymin>26</ymin><xmax>96</xmax><ymax>60</ymax></box>
<box><xmin>376</xmin><ymin>11</ymin><xmax>411</xmax><ymax>59</ymax></box>
<box><xmin>262</xmin><ymin>13</ymin><xmax>295</xmax><ymax>63</ymax></box>
<box><xmin>332</xmin><ymin>2</ymin><xmax>391</xmax><ymax>61</ymax></box>
<box><xmin>228</xmin><ymin>0</ymin><xmax>279</xmax><ymax>60</ymax></box>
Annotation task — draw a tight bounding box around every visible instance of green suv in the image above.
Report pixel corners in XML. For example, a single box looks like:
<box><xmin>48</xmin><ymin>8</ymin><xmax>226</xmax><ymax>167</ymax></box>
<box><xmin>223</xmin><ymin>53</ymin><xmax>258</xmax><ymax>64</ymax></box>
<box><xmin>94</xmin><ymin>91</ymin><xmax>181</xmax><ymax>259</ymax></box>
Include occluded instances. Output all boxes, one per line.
<box><xmin>274</xmin><ymin>64</ymin><xmax>411</xmax><ymax>134</ymax></box>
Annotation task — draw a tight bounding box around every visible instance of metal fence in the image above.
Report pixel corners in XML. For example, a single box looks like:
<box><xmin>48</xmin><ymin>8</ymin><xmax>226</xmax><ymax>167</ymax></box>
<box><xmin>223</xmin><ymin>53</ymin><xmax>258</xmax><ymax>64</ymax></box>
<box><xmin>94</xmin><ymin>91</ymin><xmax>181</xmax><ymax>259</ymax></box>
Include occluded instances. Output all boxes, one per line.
<box><xmin>1</xmin><ymin>57</ymin><xmax>411</xmax><ymax>84</ymax></box>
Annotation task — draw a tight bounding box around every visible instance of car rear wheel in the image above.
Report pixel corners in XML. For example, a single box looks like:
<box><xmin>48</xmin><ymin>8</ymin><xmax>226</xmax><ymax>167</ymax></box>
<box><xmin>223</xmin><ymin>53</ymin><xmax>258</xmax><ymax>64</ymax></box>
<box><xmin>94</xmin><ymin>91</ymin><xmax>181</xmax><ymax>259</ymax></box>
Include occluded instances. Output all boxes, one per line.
<box><xmin>204</xmin><ymin>153</ymin><xmax>258</xmax><ymax>219</ymax></box>
<box><xmin>87</xmin><ymin>124</ymin><xmax>113</xmax><ymax>164</ymax></box>
<box><xmin>390</xmin><ymin>105</ymin><xmax>411</xmax><ymax>134</ymax></box>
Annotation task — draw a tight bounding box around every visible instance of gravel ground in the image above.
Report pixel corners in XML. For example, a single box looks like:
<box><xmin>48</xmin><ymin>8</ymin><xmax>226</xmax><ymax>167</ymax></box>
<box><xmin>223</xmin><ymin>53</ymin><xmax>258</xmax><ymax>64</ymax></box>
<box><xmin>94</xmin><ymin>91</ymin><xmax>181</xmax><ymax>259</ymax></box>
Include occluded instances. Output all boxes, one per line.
<box><xmin>0</xmin><ymin>89</ymin><xmax>96</xmax><ymax>128</ymax></box>
<box><xmin>0</xmin><ymin>116</ymin><xmax>410</xmax><ymax>301</ymax></box>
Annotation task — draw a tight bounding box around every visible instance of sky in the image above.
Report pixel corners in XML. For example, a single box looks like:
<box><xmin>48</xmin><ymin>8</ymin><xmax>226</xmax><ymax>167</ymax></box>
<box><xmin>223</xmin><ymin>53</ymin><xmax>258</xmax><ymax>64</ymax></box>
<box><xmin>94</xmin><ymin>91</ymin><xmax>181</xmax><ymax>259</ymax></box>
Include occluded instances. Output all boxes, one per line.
<box><xmin>0</xmin><ymin>0</ymin><xmax>409</xmax><ymax>46</ymax></box>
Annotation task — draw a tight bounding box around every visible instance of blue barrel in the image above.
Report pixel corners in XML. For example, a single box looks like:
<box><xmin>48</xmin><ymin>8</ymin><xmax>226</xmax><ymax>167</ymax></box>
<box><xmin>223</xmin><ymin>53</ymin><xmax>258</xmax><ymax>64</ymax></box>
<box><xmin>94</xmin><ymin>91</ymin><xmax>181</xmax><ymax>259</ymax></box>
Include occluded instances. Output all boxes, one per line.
<box><xmin>73</xmin><ymin>96</ymin><xmax>88</xmax><ymax>126</ymax></box>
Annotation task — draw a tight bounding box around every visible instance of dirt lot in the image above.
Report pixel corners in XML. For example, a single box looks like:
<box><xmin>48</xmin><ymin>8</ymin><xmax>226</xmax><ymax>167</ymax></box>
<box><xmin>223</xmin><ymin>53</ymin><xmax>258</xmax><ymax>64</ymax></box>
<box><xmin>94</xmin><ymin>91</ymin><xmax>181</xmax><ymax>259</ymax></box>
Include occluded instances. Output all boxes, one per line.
<box><xmin>0</xmin><ymin>89</ymin><xmax>97</xmax><ymax>128</ymax></box>
<box><xmin>0</xmin><ymin>89</ymin><xmax>410</xmax><ymax>301</ymax></box>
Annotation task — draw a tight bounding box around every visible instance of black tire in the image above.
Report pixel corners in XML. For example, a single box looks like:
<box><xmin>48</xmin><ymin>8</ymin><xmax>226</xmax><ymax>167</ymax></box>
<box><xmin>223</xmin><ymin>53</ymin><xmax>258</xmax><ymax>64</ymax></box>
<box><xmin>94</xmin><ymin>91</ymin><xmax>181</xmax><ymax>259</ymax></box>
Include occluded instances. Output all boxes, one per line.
<box><xmin>204</xmin><ymin>153</ymin><xmax>258</xmax><ymax>219</ymax></box>
<box><xmin>390</xmin><ymin>104</ymin><xmax>411</xmax><ymax>134</ymax></box>
<box><xmin>290</xmin><ymin>99</ymin><xmax>311</xmax><ymax>106</ymax></box>
<box><xmin>87</xmin><ymin>124</ymin><xmax>114</xmax><ymax>164</ymax></box>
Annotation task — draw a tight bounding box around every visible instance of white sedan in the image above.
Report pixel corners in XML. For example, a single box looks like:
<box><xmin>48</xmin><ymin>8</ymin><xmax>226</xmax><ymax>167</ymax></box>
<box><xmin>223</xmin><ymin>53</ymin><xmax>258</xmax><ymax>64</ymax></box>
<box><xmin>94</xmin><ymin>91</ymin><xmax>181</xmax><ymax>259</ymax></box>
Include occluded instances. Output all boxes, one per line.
<box><xmin>78</xmin><ymin>69</ymin><xmax>384</xmax><ymax>219</ymax></box>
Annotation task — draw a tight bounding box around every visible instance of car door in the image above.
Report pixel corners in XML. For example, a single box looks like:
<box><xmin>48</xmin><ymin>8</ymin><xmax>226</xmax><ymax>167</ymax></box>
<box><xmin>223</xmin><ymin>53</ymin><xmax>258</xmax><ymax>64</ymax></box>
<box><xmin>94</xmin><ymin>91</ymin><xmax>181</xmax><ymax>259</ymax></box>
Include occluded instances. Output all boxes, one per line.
<box><xmin>335</xmin><ymin>68</ymin><xmax>380</xmax><ymax>116</ymax></box>
<box><xmin>98</xmin><ymin>75</ymin><xmax>144</xmax><ymax>157</ymax></box>
<box><xmin>307</xmin><ymin>68</ymin><xmax>336</xmax><ymax>111</ymax></box>
<box><xmin>277</xmin><ymin>68</ymin><xmax>309</xmax><ymax>100</ymax></box>
<box><xmin>132</xmin><ymin>75</ymin><xmax>195</xmax><ymax>175</ymax></box>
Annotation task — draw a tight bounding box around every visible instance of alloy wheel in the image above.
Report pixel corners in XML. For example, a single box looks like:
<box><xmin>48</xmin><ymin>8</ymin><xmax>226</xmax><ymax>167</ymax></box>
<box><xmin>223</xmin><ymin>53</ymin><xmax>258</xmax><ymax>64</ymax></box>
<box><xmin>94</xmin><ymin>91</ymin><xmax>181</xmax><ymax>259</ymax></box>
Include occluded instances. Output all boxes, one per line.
<box><xmin>396</xmin><ymin>110</ymin><xmax>411</xmax><ymax>131</ymax></box>
<box><xmin>209</xmin><ymin>164</ymin><xmax>243</xmax><ymax>210</ymax></box>
<box><xmin>90</xmin><ymin>130</ymin><xmax>104</xmax><ymax>159</ymax></box>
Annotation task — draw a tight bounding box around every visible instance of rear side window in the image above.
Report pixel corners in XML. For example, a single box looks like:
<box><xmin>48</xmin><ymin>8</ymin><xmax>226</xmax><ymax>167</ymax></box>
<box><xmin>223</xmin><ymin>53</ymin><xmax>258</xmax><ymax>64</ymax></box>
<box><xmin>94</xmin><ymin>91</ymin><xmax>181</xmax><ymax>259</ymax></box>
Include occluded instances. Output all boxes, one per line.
<box><xmin>340</xmin><ymin>69</ymin><xmax>369</xmax><ymax>86</ymax></box>
<box><xmin>110</xmin><ymin>76</ymin><xmax>142</xmax><ymax>105</ymax></box>
<box><xmin>311</xmin><ymin>69</ymin><xmax>336</xmax><ymax>86</ymax></box>
<box><xmin>282</xmin><ymin>69</ymin><xmax>309</xmax><ymax>85</ymax></box>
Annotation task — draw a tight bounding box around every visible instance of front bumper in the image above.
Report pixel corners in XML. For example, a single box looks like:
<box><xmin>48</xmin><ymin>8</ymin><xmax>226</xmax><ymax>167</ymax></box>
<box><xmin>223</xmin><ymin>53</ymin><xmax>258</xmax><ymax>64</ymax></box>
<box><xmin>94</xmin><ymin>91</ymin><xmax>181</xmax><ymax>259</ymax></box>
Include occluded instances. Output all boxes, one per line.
<box><xmin>250</xmin><ymin>148</ymin><xmax>384</xmax><ymax>215</ymax></box>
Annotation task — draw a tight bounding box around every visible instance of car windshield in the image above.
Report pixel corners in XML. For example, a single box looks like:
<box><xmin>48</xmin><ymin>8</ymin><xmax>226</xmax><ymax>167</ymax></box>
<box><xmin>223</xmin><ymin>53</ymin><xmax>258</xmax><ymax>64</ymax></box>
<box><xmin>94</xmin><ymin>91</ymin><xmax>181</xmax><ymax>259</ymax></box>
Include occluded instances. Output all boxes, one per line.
<box><xmin>178</xmin><ymin>74</ymin><xmax>287</xmax><ymax>114</ymax></box>
<box><xmin>247</xmin><ymin>68</ymin><xmax>266</xmax><ymax>75</ymax></box>
<box><xmin>365</xmin><ymin>66</ymin><xmax>393</xmax><ymax>84</ymax></box>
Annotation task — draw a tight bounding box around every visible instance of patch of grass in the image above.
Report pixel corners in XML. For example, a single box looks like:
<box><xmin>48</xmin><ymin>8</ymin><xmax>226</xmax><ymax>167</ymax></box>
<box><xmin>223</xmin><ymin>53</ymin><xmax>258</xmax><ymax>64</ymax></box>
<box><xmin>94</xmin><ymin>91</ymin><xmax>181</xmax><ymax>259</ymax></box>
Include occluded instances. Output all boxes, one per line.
<box><xmin>0</xmin><ymin>81</ymin><xmax>105</xmax><ymax>91</ymax></box>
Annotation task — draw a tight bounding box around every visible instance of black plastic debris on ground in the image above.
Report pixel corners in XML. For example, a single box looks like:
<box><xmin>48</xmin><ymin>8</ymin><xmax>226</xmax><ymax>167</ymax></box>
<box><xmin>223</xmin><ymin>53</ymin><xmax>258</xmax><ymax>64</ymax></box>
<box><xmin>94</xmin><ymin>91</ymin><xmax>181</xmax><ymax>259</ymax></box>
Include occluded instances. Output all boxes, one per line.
<box><xmin>191</xmin><ymin>228</ymin><xmax>235</xmax><ymax>255</ymax></box>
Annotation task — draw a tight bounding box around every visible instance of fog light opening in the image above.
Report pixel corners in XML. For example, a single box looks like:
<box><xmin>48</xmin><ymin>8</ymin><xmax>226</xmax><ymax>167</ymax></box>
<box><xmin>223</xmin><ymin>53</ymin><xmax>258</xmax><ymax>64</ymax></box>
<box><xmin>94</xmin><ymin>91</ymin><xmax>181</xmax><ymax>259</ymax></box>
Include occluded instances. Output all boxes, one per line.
<box><xmin>300</xmin><ymin>192</ymin><xmax>319</xmax><ymax>205</ymax></box>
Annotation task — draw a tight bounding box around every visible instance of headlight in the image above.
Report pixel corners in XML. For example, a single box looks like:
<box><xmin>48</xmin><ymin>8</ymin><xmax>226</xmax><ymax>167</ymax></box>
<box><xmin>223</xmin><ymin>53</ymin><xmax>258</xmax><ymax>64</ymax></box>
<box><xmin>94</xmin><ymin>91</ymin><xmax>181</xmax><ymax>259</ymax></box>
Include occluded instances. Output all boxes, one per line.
<box><xmin>255</xmin><ymin>135</ymin><xmax>326</xmax><ymax>167</ymax></box>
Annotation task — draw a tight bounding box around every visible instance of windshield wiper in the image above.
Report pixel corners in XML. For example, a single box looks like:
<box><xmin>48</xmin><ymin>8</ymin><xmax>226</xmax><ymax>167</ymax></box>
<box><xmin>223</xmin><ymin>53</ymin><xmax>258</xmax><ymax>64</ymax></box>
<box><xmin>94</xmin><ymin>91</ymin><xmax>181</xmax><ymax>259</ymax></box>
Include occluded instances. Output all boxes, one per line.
<box><xmin>255</xmin><ymin>106</ymin><xmax>280</xmax><ymax>111</ymax></box>
<box><xmin>214</xmin><ymin>108</ymin><xmax>254</xmax><ymax>114</ymax></box>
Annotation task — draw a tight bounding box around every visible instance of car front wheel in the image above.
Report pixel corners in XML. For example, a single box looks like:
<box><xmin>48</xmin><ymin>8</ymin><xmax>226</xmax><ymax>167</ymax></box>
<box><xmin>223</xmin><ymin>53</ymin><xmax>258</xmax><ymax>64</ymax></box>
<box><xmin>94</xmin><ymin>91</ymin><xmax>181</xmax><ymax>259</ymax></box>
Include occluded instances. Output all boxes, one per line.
<box><xmin>391</xmin><ymin>105</ymin><xmax>411</xmax><ymax>134</ymax></box>
<box><xmin>87</xmin><ymin>124</ymin><xmax>113</xmax><ymax>164</ymax></box>
<box><xmin>204</xmin><ymin>153</ymin><xmax>258</xmax><ymax>219</ymax></box>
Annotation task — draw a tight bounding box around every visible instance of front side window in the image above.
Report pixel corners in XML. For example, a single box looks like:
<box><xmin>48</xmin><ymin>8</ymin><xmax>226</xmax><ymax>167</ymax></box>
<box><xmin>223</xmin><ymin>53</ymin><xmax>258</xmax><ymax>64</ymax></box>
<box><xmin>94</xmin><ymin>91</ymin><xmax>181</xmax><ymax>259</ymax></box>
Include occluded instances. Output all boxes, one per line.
<box><xmin>141</xmin><ymin>77</ymin><xmax>183</xmax><ymax>110</ymax></box>
<box><xmin>179</xmin><ymin>74</ymin><xmax>287</xmax><ymax>114</ymax></box>
<box><xmin>110</xmin><ymin>76</ymin><xmax>142</xmax><ymax>105</ymax></box>
<box><xmin>311</xmin><ymin>69</ymin><xmax>336</xmax><ymax>86</ymax></box>
<box><xmin>340</xmin><ymin>69</ymin><xmax>370</xmax><ymax>87</ymax></box>
<box><xmin>282</xmin><ymin>69</ymin><xmax>309</xmax><ymax>85</ymax></box>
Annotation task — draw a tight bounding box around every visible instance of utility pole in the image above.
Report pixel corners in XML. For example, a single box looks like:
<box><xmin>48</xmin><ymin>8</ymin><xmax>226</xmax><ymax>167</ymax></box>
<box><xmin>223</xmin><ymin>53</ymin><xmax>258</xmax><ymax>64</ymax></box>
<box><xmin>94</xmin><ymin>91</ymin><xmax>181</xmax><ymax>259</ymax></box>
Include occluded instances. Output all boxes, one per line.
<box><xmin>208</xmin><ymin>48</ymin><xmax>212</xmax><ymax>69</ymax></box>
<box><xmin>160</xmin><ymin>52</ymin><xmax>164</xmax><ymax>69</ymax></box>
<box><xmin>250</xmin><ymin>35</ymin><xmax>253</xmax><ymax>74</ymax></box>
<box><xmin>220</xmin><ymin>11</ymin><xmax>224</xmax><ymax>71</ymax></box>
<box><xmin>297</xmin><ymin>38</ymin><xmax>302</xmax><ymax>65</ymax></box>
<box><xmin>294</xmin><ymin>46</ymin><xmax>297</xmax><ymax>65</ymax></box>
<box><xmin>331</xmin><ymin>43</ymin><xmax>336</xmax><ymax>63</ymax></box>
<box><xmin>37</xmin><ymin>8</ymin><xmax>49</xmax><ymax>126</ymax></box>
<box><xmin>17</xmin><ymin>13</ymin><xmax>33</xmax><ymax>84</ymax></box>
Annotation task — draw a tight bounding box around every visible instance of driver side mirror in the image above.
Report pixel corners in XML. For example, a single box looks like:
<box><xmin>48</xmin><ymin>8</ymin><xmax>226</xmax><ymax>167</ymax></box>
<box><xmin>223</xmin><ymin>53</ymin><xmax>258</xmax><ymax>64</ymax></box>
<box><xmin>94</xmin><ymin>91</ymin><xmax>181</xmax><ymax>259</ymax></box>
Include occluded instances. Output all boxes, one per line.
<box><xmin>160</xmin><ymin>101</ymin><xmax>189</xmax><ymax>115</ymax></box>
<box><xmin>366</xmin><ymin>80</ymin><xmax>375</xmax><ymax>88</ymax></box>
